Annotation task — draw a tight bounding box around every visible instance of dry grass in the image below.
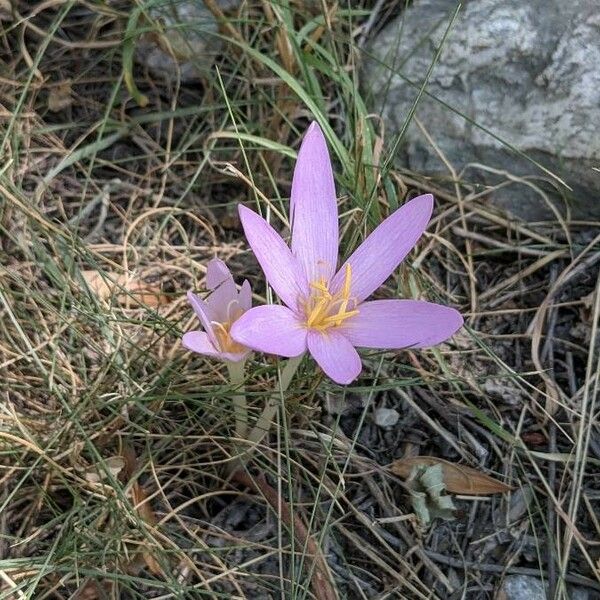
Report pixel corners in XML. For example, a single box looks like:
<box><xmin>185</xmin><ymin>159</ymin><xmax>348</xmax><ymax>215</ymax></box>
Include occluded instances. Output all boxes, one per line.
<box><xmin>0</xmin><ymin>1</ymin><xmax>599</xmax><ymax>599</ymax></box>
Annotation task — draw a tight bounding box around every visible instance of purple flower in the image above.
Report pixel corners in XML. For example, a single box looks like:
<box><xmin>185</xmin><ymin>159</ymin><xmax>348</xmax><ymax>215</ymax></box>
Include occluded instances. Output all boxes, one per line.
<box><xmin>183</xmin><ymin>258</ymin><xmax>252</xmax><ymax>363</ymax></box>
<box><xmin>230</xmin><ymin>122</ymin><xmax>463</xmax><ymax>384</ymax></box>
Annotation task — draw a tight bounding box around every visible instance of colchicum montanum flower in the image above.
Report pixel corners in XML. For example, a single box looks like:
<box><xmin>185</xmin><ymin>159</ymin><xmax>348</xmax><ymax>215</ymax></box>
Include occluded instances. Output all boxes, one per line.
<box><xmin>230</xmin><ymin>122</ymin><xmax>463</xmax><ymax>384</ymax></box>
<box><xmin>183</xmin><ymin>258</ymin><xmax>252</xmax><ymax>363</ymax></box>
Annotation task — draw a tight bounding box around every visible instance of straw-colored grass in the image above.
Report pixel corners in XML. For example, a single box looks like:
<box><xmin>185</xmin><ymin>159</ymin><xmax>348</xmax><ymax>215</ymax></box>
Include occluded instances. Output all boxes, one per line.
<box><xmin>0</xmin><ymin>2</ymin><xmax>598</xmax><ymax>599</ymax></box>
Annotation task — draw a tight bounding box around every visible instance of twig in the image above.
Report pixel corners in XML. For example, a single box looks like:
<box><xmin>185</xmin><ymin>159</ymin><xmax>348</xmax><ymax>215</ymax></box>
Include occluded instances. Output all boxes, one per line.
<box><xmin>203</xmin><ymin>0</ymin><xmax>245</xmax><ymax>44</ymax></box>
<box><xmin>451</xmin><ymin>226</ymin><xmax>561</xmax><ymax>258</ymax></box>
<box><xmin>357</xmin><ymin>0</ymin><xmax>387</xmax><ymax>48</ymax></box>
<box><xmin>541</xmin><ymin>265</ymin><xmax>558</xmax><ymax>599</ymax></box>
<box><xmin>361</xmin><ymin>474</ymin><xmax>455</xmax><ymax>594</ymax></box>
<box><xmin>230</xmin><ymin>469</ymin><xmax>339</xmax><ymax>600</ymax></box>
<box><xmin>424</xmin><ymin>550</ymin><xmax>600</xmax><ymax>592</ymax></box>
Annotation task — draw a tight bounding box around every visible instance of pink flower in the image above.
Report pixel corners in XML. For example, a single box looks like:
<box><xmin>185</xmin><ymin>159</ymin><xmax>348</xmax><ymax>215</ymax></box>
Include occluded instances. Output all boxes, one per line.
<box><xmin>183</xmin><ymin>258</ymin><xmax>252</xmax><ymax>363</ymax></box>
<box><xmin>231</xmin><ymin>122</ymin><xmax>463</xmax><ymax>384</ymax></box>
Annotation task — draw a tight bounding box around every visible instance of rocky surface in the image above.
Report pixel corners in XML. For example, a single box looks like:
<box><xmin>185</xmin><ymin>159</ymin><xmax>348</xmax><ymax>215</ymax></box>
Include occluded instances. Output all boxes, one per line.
<box><xmin>135</xmin><ymin>1</ymin><xmax>236</xmax><ymax>83</ymax></box>
<box><xmin>366</xmin><ymin>0</ymin><xmax>600</xmax><ymax>220</ymax></box>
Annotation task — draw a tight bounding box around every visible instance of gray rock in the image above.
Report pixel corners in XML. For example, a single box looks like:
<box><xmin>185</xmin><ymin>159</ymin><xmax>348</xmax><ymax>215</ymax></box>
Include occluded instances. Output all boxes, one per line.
<box><xmin>366</xmin><ymin>0</ymin><xmax>600</xmax><ymax>220</ymax></box>
<box><xmin>499</xmin><ymin>576</ymin><xmax>595</xmax><ymax>599</ymax></box>
<box><xmin>373</xmin><ymin>407</ymin><xmax>400</xmax><ymax>428</ymax></box>
<box><xmin>135</xmin><ymin>1</ymin><xmax>235</xmax><ymax>82</ymax></box>
<box><xmin>500</xmin><ymin>575</ymin><xmax>546</xmax><ymax>599</ymax></box>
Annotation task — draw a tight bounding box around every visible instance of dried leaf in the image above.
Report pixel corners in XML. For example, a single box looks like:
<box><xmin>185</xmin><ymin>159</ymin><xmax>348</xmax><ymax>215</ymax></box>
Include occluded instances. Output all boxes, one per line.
<box><xmin>391</xmin><ymin>456</ymin><xmax>512</xmax><ymax>495</ymax></box>
<box><xmin>84</xmin><ymin>455</ymin><xmax>125</xmax><ymax>483</ymax></box>
<box><xmin>73</xmin><ymin>579</ymin><xmax>109</xmax><ymax>600</ymax></box>
<box><xmin>410</xmin><ymin>489</ymin><xmax>431</xmax><ymax>524</ymax></box>
<box><xmin>120</xmin><ymin>443</ymin><xmax>137</xmax><ymax>481</ymax></box>
<box><xmin>522</xmin><ymin>431</ymin><xmax>546</xmax><ymax>446</ymax></box>
<box><xmin>132</xmin><ymin>482</ymin><xmax>157</xmax><ymax>526</ymax></box>
<box><xmin>81</xmin><ymin>270</ymin><xmax>169</xmax><ymax>307</ymax></box>
<box><xmin>407</xmin><ymin>464</ymin><xmax>455</xmax><ymax>525</ymax></box>
<box><xmin>48</xmin><ymin>80</ymin><xmax>72</xmax><ymax>112</ymax></box>
<box><xmin>130</xmin><ymin>457</ymin><xmax>162</xmax><ymax>575</ymax></box>
<box><xmin>106</xmin><ymin>455</ymin><xmax>125</xmax><ymax>477</ymax></box>
<box><xmin>0</xmin><ymin>0</ymin><xmax>12</xmax><ymax>21</ymax></box>
<box><xmin>142</xmin><ymin>551</ymin><xmax>163</xmax><ymax>576</ymax></box>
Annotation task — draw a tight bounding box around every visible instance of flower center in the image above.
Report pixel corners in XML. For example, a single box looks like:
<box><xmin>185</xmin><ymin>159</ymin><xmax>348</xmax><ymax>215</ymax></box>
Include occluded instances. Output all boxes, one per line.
<box><xmin>303</xmin><ymin>264</ymin><xmax>359</xmax><ymax>331</ymax></box>
<box><xmin>212</xmin><ymin>303</ymin><xmax>246</xmax><ymax>354</ymax></box>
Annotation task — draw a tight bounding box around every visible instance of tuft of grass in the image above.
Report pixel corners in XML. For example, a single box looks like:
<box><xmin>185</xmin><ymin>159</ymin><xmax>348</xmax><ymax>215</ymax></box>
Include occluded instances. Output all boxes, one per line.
<box><xmin>0</xmin><ymin>1</ymin><xmax>598</xmax><ymax>599</ymax></box>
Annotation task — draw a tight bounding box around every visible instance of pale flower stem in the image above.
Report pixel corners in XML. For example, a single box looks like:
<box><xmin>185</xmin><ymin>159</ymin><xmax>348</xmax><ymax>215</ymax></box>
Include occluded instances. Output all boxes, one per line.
<box><xmin>247</xmin><ymin>354</ymin><xmax>303</xmax><ymax>446</ymax></box>
<box><xmin>226</xmin><ymin>360</ymin><xmax>247</xmax><ymax>439</ymax></box>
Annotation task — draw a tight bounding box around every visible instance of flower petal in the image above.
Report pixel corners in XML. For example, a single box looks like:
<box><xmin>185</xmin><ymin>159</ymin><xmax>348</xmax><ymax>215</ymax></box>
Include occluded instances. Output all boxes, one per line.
<box><xmin>307</xmin><ymin>330</ymin><xmax>362</xmax><ymax>385</ymax></box>
<box><xmin>182</xmin><ymin>330</ymin><xmax>248</xmax><ymax>362</ymax></box>
<box><xmin>230</xmin><ymin>305</ymin><xmax>307</xmax><ymax>357</ymax></box>
<box><xmin>331</xmin><ymin>194</ymin><xmax>434</xmax><ymax>302</ymax></box>
<box><xmin>339</xmin><ymin>299</ymin><xmax>463</xmax><ymax>348</ymax></box>
<box><xmin>290</xmin><ymin>121</ymin><xmax>339</xmax><ymax>283</ymax></box>
<box><xmin>182</xmin><ymin>330</ymin><xmax>221</xmax><ymax>357</ymax></box>
<box><xmin>205</xmin><ymin>257</ymin><xmax>234</xmax><ymax>290</ymax></box>
<box><xmin>238</xmin><ymin>205</ymin><xmax>308</xmax><ymax>311</ymax></box>
<box><xmin>220</xmin><ymin>350</ymin><xmax>250</xmax><ymax>363</ymax></box>
<box><xmin>238</xmin><ymin>279</ymin><xmax>252</xmax><ymax>312</ymax></box>
<box><xmin>205</xmin><ymin>259</ymin><xmax>238</xmax><ymax>322</ymax></box>
<box><xmin>187</xmin><ymin>291</ymin><xmax>218</xmax><ymax>348</ymax></box>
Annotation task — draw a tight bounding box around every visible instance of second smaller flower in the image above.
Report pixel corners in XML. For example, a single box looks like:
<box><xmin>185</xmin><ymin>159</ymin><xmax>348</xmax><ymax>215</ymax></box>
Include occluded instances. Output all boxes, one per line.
<box><xmin>183</xmin><ymin>258</ymin><xmax>252</xmax><ymax>363</ymax></box>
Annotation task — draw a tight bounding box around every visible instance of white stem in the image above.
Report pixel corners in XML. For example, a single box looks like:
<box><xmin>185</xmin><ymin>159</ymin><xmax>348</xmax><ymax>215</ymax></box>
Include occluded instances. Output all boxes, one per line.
<box><xmin>247</xmin><ymin>354</ymin><xmax>303</xmax><ymax>446</ymax></box>
<box><xmin>226</xmin><ymin>360</ymin><xmax>247</xmax><ymax>439</ymax></box>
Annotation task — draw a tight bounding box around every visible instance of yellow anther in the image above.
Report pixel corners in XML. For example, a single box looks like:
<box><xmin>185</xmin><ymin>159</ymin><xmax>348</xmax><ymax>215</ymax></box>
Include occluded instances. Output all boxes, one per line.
<box><xmin>342</xmin><ymin>263</ymin><xmax>352</xmax><ymax>299</ymax></box>
<box><xmin>323</xmin><ymin>308</ymin><xmax>360</xmax><ymax>328</ymax></box>
<box><xmin>310</xmin><ymin>278</ymin><xmax>332</xmax><ymax>297</ymax></box>
<box><xmin>306</xmin><ymin>296</ymin><xmax>328</xmax><ymax>328</ymax></box>
<box><xmin>303</xmin><ymin>264</ymin><xmax>358</xmax><ymax>331</ymax></box>
<box><xmin>213</xmin><ymin>320</ymin><xmax>246</xmax><ymax>354</ymax></box>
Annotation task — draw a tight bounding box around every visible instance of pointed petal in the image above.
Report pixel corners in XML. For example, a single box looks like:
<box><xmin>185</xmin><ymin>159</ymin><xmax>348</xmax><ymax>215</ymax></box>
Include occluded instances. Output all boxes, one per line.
<box><xmin>238</xmin><ymin>205</ymin><xmax>308</xmax><ymax>311</ymax></box>
<box><xmin>307</xmin><ymin>330</ymin><xmax>362</xmax><ymax>385</ymax></box>
<box><xmin>205</xmin><ymin>258</ymin><xmax>234</xmax><ymax>290</ymax></box>
<box><xmin>187</xmin><ymin>291</ymin><xmax>218</xmax><ymax>347</ymax></box>
<box><xmin>230</xmin><ymin>305</ymin><xmax>307</xmax><ymax>357</ymax></box>
<box><xmin>339</xmin><ymin>299</ymin><xmax>463</xmax><ymax>348</ymax></box>
<box><xmin>182</xmin><ymin>331</ymin><xmax>221</xmax><ymax>357</ymax></box>
<box><xmin>290</xmin><ymin>122</ymin><xmax>339</xmax><ymax>283</ymax></box>
<box><xmin>182</xmin><ymin>330</ymin><xmax>249</xmax><ymax>362</ymax></box>
<box><xmin>332</xmin><ymin>194</ymin><xmax>434</xmax><ymax>302</ymax></box>
<box><xmin>204</xmin><ymin>259</ymin><xmax>237</xmax><ymax>322</ymax></box>
<box><xmin>238</xmin><ymin>279</ymin><xmax>252</xmax><ymax>312</ymax></box>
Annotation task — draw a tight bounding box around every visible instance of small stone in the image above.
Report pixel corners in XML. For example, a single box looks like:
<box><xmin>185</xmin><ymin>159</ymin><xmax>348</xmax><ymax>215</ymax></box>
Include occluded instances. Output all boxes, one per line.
<box><xmin>499</xmin><ymin>575</ymin><xmax>545</xmax><ymax>600</ymax></box>
<box><xmin>374</xmin><ymin>407</ymin><xmax>400</xmax><ymax>428</ymax></box>
<box><xmin>496</xmin><ymin>576</ymin><xmax>590</xmax><ymax>600</ymax></box>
